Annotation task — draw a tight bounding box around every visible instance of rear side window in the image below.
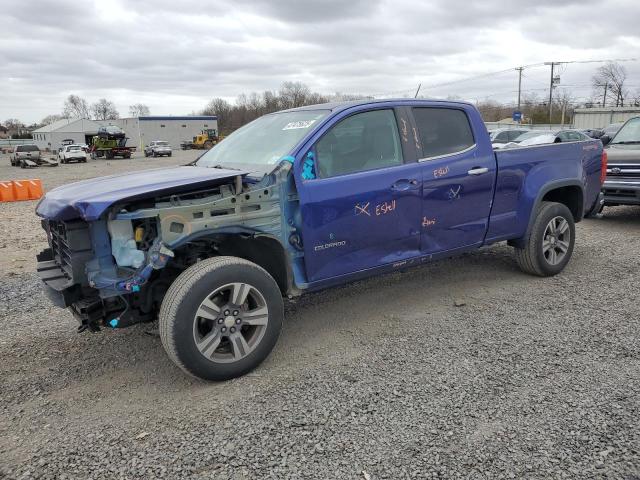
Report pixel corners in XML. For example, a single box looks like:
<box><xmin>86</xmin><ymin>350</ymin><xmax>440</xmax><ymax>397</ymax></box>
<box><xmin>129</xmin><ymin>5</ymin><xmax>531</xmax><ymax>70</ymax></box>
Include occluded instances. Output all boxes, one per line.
<box><xmin>413</xmin><ymin>108</ymin><xmax>475</xmax><ymax>159</ymax></box>
<box><xmin>315</xmin><ymin>109</ymin><xmax>403</xmax><ymax>178</ymax></box>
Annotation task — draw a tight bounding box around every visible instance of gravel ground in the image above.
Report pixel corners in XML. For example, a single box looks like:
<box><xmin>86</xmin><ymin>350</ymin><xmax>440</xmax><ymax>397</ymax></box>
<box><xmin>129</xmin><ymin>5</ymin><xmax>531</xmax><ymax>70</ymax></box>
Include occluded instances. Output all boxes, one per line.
<box><xmin>1</xmin><ymin>151</ymin><xmax>639</xmax><ymax>479</ymax></box>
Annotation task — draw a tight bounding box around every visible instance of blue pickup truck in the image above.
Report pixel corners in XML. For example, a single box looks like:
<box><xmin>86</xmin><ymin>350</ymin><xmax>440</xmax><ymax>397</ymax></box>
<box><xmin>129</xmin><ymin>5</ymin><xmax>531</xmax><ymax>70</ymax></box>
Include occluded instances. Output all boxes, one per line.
<box><xmin>35</xmin><ymin>99</ymin><xmax>605</xmax><ymax>380</ymax></box>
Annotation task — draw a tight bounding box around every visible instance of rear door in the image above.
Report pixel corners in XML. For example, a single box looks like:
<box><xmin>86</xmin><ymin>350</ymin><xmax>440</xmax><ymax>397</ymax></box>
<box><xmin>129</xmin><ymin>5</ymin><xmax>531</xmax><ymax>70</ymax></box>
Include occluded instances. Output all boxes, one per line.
<box><xmin>411</xmin><ymin>106</ymin><xmax>497</xmax><ymax>254</ymax></box>
<box><xmin>298</xmin><ymin>107</ymin><xmax>422</xmax><ymax>283</ymax></box>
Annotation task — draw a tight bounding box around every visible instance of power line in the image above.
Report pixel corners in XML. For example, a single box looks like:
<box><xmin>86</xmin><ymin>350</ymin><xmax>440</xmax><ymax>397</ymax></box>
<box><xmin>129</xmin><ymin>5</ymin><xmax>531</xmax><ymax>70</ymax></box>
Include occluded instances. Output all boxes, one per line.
<box><xmin>366</xmin><ymin>58</ymin><xmax>639</xmax><ymax>102</ymax></box>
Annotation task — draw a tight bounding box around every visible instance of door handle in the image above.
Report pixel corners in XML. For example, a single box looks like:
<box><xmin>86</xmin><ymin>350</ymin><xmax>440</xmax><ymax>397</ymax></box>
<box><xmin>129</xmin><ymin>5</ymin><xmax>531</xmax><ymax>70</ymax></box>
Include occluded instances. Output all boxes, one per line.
<box><xmin>391</xmin><ymin>179</ymin><xmax>419</xmax><ymax>191</ymax></box>
<box><xmin>468</xmin><ymin>167</ymin><xmax>489</xmax><ymax>176</ymax></box>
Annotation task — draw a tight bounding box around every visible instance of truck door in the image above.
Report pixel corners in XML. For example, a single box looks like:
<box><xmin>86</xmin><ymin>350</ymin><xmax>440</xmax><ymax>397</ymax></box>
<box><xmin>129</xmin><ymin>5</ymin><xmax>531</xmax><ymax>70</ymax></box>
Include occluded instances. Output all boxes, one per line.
<box><xmin>298</xmin><ymin>108</ymin><xmax>422</xmax><ymax>283</ymax></box>
<box><xmin>411</xmin><ymin>106</ymin><xmax>496</xmax><ymax>255</ymax></box>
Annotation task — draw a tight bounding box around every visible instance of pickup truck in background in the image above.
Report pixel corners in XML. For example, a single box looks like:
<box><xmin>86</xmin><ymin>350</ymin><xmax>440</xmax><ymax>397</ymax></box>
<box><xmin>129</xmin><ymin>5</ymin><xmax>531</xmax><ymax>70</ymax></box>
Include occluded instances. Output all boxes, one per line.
<box><xmin>35</xmin><ymin>99</ymin><xmax>605</xmax><ymax>381</ymax></box>
<box><xmin>599</xmin><ymin>116</ymin><xmax>640</xmax><ymax>210</ymax></box>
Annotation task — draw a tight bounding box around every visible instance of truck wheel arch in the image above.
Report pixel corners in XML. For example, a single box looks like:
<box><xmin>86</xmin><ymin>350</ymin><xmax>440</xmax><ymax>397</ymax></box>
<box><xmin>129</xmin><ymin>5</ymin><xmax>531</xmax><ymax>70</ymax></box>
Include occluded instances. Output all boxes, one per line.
<box><xmin>510</xmin><ymin>180</ymin><xmax>584</xmax><ymax>248</ymax></box>
<box><xmin>171</xmin><ymin>231</ymin><xmax>293</xmax><ymax>296</ymax></box>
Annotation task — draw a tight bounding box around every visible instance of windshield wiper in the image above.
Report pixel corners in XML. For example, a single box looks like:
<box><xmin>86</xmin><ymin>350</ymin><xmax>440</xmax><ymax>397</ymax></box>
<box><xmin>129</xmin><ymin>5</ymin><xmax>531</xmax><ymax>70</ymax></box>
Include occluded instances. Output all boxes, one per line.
<box><xmin>611</xmin><ymin>141</ymin><xmax>640</xmax><ymax>145</ymax></box>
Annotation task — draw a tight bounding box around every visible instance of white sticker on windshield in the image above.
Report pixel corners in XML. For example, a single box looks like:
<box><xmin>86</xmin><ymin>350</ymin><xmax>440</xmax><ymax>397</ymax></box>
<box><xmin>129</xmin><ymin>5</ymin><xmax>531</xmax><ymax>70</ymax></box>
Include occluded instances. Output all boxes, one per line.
<box><xmin>283</xmin><ymin>120</ymin><xmax>316</xmax><ymax>130</ymax></box>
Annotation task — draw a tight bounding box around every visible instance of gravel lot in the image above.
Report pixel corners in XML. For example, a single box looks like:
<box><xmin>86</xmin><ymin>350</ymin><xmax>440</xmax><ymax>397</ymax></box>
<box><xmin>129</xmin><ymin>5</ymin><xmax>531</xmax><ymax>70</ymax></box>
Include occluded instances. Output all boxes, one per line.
<box><xmin>1</xmin><ymin>150</ymin><xmax>639</xmax><ymax>479</ymax></box>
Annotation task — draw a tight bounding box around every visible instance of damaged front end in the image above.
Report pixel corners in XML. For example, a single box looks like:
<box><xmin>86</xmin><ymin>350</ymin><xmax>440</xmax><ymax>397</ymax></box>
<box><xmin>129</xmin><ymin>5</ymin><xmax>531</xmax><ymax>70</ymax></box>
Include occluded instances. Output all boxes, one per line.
<box><xmin>37</xmin><ymin>216</ymin><xmax>174</xmax><ymax>332</ymax></box>
<box><xmin>36</xmin><ymin>162</ymin><xmax>298</xmax><ymax>332</ymax></box>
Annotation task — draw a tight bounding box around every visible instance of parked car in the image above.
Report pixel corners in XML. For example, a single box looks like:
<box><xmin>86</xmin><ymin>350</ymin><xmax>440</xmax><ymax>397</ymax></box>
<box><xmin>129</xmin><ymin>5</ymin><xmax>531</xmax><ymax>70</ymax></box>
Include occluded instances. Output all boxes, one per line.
<box><xmin>58</xmin><ymin>144</ymin><xmax>88</xmax><ymax>164</ymax></box>
<box><xmin>599</xmin><ymin>116</ymin><xmax>640</xmax><ymax>211</ymax></box>
<box><xmin>581</xmin><ymin>128</ymin><xmax>605</xmax><ymax>139</ymax></box>
<box><xmin>507</xmin><ymin>129</ymin><xmax>591</xmax><ymax>147</ymax></box>
<box><xmin>10</xmin><ymin>144</ymin><xmax>58</xmax><ymax>168</ymax></box>
<box><xmin>144</xmin><ymin>141</ymin><xmax>172</xmax><ymax>157</ymax></box>
<box><xmin>489</xmin><ymin>128</ymin><xmax>530</xmax><ymax>148</ymax></box>
<box><xmin>35</xmin><ymin>99</ymin><xmax>604</xmax><ymax>381</ymax></box>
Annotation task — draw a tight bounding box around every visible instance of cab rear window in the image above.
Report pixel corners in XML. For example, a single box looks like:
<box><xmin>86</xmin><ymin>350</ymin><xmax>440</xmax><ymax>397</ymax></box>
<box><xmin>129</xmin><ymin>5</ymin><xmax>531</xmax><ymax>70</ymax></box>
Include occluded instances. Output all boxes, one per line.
<box><xmin>17</xmin><ymin>145</ymin><xmax>40</xmax><ymax>152</ymax></box>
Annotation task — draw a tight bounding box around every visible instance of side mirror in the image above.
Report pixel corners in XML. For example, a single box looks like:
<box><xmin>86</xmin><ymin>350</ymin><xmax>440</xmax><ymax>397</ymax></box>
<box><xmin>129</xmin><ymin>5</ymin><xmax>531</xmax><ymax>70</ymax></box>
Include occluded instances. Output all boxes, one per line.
<box><xmin>601</xmin><ymin>135</ymin><xmax>611</xmax><ymax>146</ymax></box>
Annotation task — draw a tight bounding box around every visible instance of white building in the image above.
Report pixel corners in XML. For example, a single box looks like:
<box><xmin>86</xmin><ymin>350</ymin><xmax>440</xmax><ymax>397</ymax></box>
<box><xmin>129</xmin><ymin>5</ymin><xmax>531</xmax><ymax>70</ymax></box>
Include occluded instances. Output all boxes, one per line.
<box><xmin>573</xmin><ymin>107</ymin><xmax>640</xmax><ymax>129</ymax></box>
<box><xmin>32</xmin><ymin>116</ymin><xmax>218</xmax><ymax>152</ymax></box>
<box><xmin>112</xmin><ymin>116</ymin><xmax>218</xmax><ymax>150</ymax></box>
<box><xmin>32</xmin><ymin>118</ymin><xmax>103</xmax><ymax>150</ymax></box>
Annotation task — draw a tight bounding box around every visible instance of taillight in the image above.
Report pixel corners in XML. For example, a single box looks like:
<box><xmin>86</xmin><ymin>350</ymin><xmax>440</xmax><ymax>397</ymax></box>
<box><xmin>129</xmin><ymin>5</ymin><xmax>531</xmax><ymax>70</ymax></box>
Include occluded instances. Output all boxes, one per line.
<box><xmin>600</xmin><ymin>150</ymin><xmax>608</xmax><ymax>185</ymax></box>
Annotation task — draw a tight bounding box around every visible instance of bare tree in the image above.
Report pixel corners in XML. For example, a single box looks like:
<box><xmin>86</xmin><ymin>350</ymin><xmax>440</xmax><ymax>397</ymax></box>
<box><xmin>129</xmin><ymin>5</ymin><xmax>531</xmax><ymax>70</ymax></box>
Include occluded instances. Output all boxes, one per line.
<box><xmin>128</xmin><ymin>103</ymin><xmax>150</xmax><ymax>117</ymax></box>
<box><xmin>40</xmin><ymin>114</ymin><xmax>65</xmax><ymax>126</ymax></box>
<box><xmin>91</xmin><ymin>99</ymin><xmax>120</xmax><ymax>120</ymax></box>
<box><xmin>279</xmin><ymin>81</ymin><xmax>310</xmax><ymax>109</ymax></box>
<box><xmin>63</xmin><ymin>94</ymin><xmax>90</xmax><ymax>118</ymax></box>
<box><xmin>553</xmin><ymin>89</ymin><xmax>575</xmax><ymax>125</ymax></box>
<box><xmin>592</xmin><ymin>62</ymin><xmax>628</xmax><ymax>107</ymax></box>
<box><xmin>4</xmin><ymin>118</ymin><xmax>24</xmax><ymax>129</ymax></box>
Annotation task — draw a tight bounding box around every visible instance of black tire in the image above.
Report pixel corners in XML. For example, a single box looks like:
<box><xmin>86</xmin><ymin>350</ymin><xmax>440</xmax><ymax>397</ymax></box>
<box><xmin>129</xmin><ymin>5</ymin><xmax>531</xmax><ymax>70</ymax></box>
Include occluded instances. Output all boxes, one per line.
<box><xmin>514</xmin><ymin>201</ymin><xmax>575</xmax><ymax>277</ymax></box>
<box><xmin>152</xmin><ymin>151</ymin><xmax>157</xmax><ymax>157</ymax></box>
<box><xmin>20</xmin><ymin>161</ymin><xmax>25</xmax><ymax>169</ymax></box>
<box><xmin>168</xmin><ymin>152</ymin><xmax>172</xmax><ymax>157</ymax></box>
<box><xmin>160</xmin><ymin>256</ymin><xmax>283</xmax><ymax>381</ymax></box>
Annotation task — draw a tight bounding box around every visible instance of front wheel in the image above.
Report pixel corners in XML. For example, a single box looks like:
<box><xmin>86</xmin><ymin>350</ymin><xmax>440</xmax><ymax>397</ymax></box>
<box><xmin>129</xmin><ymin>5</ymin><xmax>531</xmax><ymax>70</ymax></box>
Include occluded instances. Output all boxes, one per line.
<box><xmin>160</xmin><ymin>257</ymin><xmax>283</xmax><ymax>381</ymax></box>
<box><xmin>514</xmin><ymin>201</ymin><xmax>575</xmax><ymax>277</ymax></box>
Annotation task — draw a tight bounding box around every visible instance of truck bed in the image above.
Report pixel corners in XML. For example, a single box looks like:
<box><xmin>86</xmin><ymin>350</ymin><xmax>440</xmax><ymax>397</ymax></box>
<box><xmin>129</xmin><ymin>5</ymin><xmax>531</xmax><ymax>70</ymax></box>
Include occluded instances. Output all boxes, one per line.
<box><xmin>486</xmin><ymin>140</ymin><xmax>603</xmax><ymax>244</ymax></box>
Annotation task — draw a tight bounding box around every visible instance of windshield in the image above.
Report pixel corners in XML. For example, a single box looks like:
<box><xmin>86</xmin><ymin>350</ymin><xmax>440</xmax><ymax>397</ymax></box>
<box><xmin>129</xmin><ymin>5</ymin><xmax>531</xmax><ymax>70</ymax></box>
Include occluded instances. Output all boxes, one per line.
<box><xmin>68</xmin><ymin>146</ymin><xmax>81</xmax><ymax>151</ymax></box>
<box><xmin>196</xmin><ymin>109</ymin><xmax>330</xmax><ymax>174</ymax></box>
<box><xmin>611</xmin><ymin>118</ymin><xmax>640</xmax><ymax>144</ymax></box>
<box><xmin>156</xmin><ymin>141</ymin><xmax>169</xmax><ymax>146</ymax></box>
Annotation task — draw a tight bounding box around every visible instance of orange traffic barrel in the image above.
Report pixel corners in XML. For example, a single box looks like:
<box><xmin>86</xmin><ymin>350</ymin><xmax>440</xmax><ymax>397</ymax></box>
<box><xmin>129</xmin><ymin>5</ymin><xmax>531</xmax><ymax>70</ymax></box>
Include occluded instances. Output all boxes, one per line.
<box><xmin>26</xmin><ymin>179</ymin><xmax>43</xmax><ymax>200</ymax></box>
<box><xmin>0</xmin><ymin>181</ymin><xmax>14</xmax><ymax>202</ymax></box>
<box><xmin>12</xmin><ymin>180</ymin><xmax>30</xmax><ymax>201</ymax></box>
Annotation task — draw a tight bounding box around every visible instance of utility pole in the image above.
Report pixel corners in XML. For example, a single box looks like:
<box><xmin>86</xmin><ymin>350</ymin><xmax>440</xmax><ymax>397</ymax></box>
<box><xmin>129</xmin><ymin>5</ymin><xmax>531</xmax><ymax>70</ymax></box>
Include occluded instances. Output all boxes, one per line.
<box><xmin>603</xmin><ymin>83</ymin><xmax>608</xmax><ymax>107</ymax></box>
<box><xmin>516</xmin><ymin>67</ymin><xmax>524</xmax><ymax>113</ymax></box>
<box><xmin>545</xmin><ymin>62</ymin><xmax>556</xmax><ymax>123</ymax></box>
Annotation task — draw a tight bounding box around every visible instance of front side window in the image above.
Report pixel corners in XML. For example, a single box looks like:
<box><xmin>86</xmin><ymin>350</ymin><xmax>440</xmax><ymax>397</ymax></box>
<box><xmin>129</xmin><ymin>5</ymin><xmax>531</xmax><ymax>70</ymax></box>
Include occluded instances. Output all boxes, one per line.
<box><xmin>315</xmin><ymin>109</ymin><xmax>403</xmax><ymax>178</ymax></box>
<box><xmin>413</xmin><ymin>108</ymin><xmax>475</xmax><ymax>159</ymax></box>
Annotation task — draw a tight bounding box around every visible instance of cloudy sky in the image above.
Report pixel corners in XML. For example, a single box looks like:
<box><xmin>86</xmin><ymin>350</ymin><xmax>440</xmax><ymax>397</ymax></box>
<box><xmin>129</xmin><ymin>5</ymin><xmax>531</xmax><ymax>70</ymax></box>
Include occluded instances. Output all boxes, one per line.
<box><xmin>2</xmin><ymin>0</ymin><xmax>640</xmax><ymax>124</ymax></box>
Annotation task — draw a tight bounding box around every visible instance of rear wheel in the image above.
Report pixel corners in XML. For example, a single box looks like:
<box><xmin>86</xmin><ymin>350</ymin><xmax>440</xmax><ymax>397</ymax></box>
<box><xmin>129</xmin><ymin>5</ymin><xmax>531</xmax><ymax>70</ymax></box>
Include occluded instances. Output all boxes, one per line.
<box><xmin>514</xmin><ymin>201</ymin><xmax>575</xmax><ymax>277</ymax></box>
<box><xmin>204</xmin><ymin>140</ymin><xmax>213</xmax><ymax>149</ymax></box>
<box><xmin>160</xmin><ymin>257</ymin><xmax>283</xmax><ymax>381</ymax></box>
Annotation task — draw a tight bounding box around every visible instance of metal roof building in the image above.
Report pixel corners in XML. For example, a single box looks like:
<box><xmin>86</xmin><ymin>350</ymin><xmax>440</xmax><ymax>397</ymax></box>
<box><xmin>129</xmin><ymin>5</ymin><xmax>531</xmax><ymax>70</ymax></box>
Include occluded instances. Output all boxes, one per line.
<box><xmin>32</xmin><ymin>118</ymin><xmax>103</xmax><ymax>150</ymax></box>
<box><xmin>31</xmin><ymin>116</ymin><xmax>218</xmax><ymax>152</ymax></box>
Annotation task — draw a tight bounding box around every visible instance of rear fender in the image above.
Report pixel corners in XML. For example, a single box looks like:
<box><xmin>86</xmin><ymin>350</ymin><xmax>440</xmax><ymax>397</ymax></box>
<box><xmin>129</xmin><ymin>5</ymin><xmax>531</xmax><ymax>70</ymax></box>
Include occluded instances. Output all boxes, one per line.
<box><xmin>510</xmin><ymin>179</ymin><xmax>584</xmax><ymax>248</ymax></box>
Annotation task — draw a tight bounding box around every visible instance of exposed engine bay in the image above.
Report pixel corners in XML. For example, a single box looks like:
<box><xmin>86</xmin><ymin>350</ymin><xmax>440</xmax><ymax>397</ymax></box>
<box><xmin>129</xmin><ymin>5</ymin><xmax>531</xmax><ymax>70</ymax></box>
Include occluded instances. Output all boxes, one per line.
<box><xmin>36</xmin><ymin>162</ymin><xmax>299</xmax><ymax>332</ymax></box>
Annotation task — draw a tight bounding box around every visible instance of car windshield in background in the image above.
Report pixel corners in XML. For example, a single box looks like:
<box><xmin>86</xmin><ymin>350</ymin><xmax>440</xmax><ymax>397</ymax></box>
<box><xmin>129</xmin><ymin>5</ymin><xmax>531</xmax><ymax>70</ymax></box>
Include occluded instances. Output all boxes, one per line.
<box><xmin>156</xmin><ymin>141</ymin><xmax>169</xmax><ymax>146</ymax></box>
<box><xmin>611</xmin><ymin>118</ymin><xmax>640</xmax><ymax>144</ymax></box>
<box><xmin>604</xmin><ymin>123</ymin><xmax>623</xmax><ymax>136</ymax></box>
<box><xmin>17</xmin><ymin>145</ymin><xmax>39</xmax><ymax>152</ymax></box>
<box><xmin>196</xmin><ymin>110</ymin><xmax>330</xmax><ymax>174</ymax></box>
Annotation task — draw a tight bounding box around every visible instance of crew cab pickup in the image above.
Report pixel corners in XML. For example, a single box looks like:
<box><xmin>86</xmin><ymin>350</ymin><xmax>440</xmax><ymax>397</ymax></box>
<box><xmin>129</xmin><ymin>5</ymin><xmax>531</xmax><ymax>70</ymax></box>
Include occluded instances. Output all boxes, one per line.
<box><xmin>600</xmin><ymin>116</ymin><xmax>640</xmax><ymax>209</ymax></box>
<box><xmin>35</xmin><ymin>99</ymin><xmax>605</xmax><ymax>381</ymax></box>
